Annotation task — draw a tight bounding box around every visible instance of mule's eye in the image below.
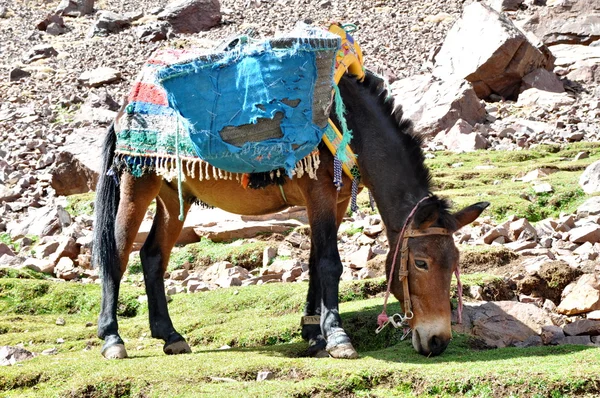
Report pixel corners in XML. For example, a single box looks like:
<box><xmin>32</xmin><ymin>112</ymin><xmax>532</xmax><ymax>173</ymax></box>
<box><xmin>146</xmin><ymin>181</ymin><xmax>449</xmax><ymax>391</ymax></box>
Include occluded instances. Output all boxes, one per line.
<box><xmin>414</xmin><ymin>260</ymin><xmax>429</xmax><ymax>270</ymax></box>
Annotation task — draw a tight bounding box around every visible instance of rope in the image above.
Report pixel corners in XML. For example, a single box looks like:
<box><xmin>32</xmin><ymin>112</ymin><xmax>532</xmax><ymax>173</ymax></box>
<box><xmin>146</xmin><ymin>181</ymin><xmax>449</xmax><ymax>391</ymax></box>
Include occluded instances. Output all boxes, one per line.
<box><xmin>175</xmin><ymin>119</ymin><xmax>184</xmax><ymax>221</ymax></box>
<box><xmin>377</xmin><ymin>197</ymin><xmax>429</xmax><ymax>328</ymax></box>
<box><xmin>333</xmin><ymin>156</ymin><xmax>343</xmax><ymax>191</ymax></box>
<box><xmin>333</xmin><ymin>84</ymin><xmax>353</xmax><ymax>163</ymax></box>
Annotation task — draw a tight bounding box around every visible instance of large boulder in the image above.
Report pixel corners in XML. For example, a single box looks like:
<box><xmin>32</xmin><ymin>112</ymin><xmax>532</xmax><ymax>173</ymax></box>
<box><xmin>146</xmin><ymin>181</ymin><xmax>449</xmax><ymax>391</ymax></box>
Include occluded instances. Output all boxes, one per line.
<box><xmin>557</xmin><ymin>274</ymin><xmax>600</xmax><ymax>315</ymax></box>
<box><xmin>551</xmin><ymin>44</ymin><xmax>600</xmax><ymax>86</ymax></box>
<box><xmin>391</xmin><ymin>74</ymin><xmax>486</xmax><ymax>137</ymax></box>
<box><xmin>433</xmin><ymin>2</ymin><xmax>554</xmax><ymax>99</ymax></box>
<box><xmin>521</xmin><ymin>0</ymin><xmax>600</xmax><ymax>46</ymax></box>
<box><xmin>158</xmin><ymin>0</ymin><xmax>221</xmax><ymax>34</ymax></box>
<box><xmin>579</xmin><ymin>160</ymin><xmax>600</xmax><ymax>194</ymax></box>
<box><xmin>55</xmin><ymin>0</ymin><xmax>94</xmax><ymax>17</ymax></box>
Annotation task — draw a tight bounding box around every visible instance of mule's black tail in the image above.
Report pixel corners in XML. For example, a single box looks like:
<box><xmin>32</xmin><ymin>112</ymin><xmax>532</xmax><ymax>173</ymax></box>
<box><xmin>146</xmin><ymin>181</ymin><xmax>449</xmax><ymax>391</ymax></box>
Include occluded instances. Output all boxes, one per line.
<box><xmin>92</xmin><ymin>123</ymin><xmax>121</xmax><ymax>281</ymax></box>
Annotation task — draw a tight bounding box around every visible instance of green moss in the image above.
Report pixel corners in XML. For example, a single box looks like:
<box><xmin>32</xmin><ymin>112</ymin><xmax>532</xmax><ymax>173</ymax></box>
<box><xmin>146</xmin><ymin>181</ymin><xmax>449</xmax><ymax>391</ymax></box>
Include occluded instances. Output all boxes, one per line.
<box><xmin>65</xmin><ymin>192</ymin><xmax>96</xmax><ymax>217</ymax></box>
<box><xmin>168</xmin><ymin>238</ymin><xmax>268</xmax><ymax>271</ymax></box>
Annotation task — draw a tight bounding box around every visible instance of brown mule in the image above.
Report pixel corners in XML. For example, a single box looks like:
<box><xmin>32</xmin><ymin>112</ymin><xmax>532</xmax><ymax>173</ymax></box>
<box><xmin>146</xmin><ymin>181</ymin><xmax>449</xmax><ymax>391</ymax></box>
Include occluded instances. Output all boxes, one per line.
<box><xmin>92</xmin><ymin>71</ymin><xmax>488</xmax><ymax>360</ymax></box>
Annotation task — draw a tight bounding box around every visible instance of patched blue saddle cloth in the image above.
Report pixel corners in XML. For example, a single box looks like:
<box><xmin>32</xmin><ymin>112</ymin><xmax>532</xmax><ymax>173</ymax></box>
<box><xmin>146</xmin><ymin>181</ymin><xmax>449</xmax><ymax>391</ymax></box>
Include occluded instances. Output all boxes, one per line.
<box><xmin>157</xmin><ymin>24</ymin><xmax>340</xmax><ymax>175</ymax></box>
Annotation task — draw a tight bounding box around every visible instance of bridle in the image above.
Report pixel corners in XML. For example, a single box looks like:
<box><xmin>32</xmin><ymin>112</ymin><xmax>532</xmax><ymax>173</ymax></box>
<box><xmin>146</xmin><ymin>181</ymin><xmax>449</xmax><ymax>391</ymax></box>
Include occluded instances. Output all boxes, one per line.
<box><xmin>376</xmin><ymin>197</ymin><xmax>461</xmax><ymax>335</ymax></box>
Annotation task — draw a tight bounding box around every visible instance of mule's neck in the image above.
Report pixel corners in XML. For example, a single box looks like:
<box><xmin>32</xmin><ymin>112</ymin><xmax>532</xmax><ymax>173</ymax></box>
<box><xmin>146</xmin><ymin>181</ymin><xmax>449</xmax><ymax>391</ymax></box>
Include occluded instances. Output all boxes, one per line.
<box><xmin>336</xmin><ymin>77</ymin><xmax>431</xmax><ymax>233</ymax></box>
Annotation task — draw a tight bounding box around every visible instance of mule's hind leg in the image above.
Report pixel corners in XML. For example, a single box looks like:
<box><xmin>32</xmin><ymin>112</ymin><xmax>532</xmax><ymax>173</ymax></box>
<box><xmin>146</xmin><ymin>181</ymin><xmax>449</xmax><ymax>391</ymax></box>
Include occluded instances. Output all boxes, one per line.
<box><xmin>302</xmin><ymin>197</ymin><xmax>351</xmax><ymax>358</ymax></box>
<box><xmin>98</xmin><ymin>173</ymin><xmax>161</xmax><ymax>359</ymax></box>
<box><xmin>140</xmin><ymin>183</ymin><xmax>191</xmax><ymax>355</ymax></box>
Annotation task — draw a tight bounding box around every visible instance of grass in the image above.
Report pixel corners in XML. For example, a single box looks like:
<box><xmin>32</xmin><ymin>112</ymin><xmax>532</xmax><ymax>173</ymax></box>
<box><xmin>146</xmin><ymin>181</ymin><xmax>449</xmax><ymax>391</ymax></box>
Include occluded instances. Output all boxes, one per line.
<box><xmin>65</xmin><ymin>192</ymin><xmax>96</xmax><ymax>218</ymax></box>
<box><xmin>1</xmin><ymin>273</ymin><xmax>599</xmax><ymax>397</ymax></box>
<box><xmin>423</xmin><ymin>142</ymin><xmax>600</xmax><ymax>222</ymax></box>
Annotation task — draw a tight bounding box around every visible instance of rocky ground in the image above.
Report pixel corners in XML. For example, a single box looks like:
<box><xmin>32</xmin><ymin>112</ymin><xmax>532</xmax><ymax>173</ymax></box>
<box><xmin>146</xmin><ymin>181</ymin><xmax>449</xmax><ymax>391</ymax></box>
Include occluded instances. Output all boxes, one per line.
<box><xmin>1</xmin><ymin>0</ymin><xmax>600</xmax><ymax>354</ymax></box>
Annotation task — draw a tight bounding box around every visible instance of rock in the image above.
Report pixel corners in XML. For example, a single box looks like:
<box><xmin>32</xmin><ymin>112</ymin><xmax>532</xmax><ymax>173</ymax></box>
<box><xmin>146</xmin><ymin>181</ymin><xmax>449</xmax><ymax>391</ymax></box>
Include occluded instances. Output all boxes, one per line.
<box><xmin>460</xmin><ymin>301</ymin><xmax>554</xmax><ymax>348</ymax></box>
<box><xmin>514</xmin><ymin>335</ymin><xmax>543</xmax><ymax>348</ymax></box>
<box><xmin>391</xmin><ymin>75</ymin><xmax>486</xmax><ymax>137</ymax></box>
<box><xmin>266</xmin><ymin>259</ymin><xmax>300</xmax><ymax>274</ymax></box>
<box><xmin>482</xmin><ymin>226</ymin><xmax>510</xmax><ymax>244</ymax></box>
<box><xmin>22</xmin><ymin>44</ymin><xmax>58</xmax><ymax>64</ymax></box>
<box><xmin>187</xmin><ymin>280</ymin><xmax>209</xmax><ymax>293</ymax></box>
<box><xmin>195</xmin><ymin>220</ymin><xmax>301</xmax><ymax>242</ymax></box>
<box><xmin>137</xmin><ymin>21</ymin><xmax>171</xmax><ymax>43</ymax></box>
<box><xmin>579</xmin><ymin>160</ymin><xmax>600</xmax><ymax>194</ymax></box>
<box><xmin>55</xmin><ymin>257</ymin><xmax>78</xmax><ymax>280</ymax></box>
<box><xmin>563</xmin><ymin>319</ymin><xmax>600</xmax><ymax>336</ymax></box>
<box><xmin>517</xmin><ymin>88</ymin><xmax>575</xmax><ymax>109</ymax></box>
<box><xmin>533</xmin><ymin>183</ymin><xmax>553</xmax><ymax>194</ymax></box>
<box><xmin>91</xmin><ymin>11</ymin><xmax>131</xmax><ymax>36</ymax></box>
<box><xmin>0</xmin><ymin>184</ymin><xmax>20</xmax><ymax>203</ymax></box>
<box><xmin>0</xmin><ymin>346</ymin><xmax>35</xmax><ymax>366</ymax></box>
<box><xmin>557</xmin><ymin>274</ymin><xmax>600</xmax><ymax>315</ymax></box>
<box><xmin>282</xmin><ymin>266</ymin><xmax>302</xmax><ymax>282</ymax></box>
<box><xmin>540</xmin><ymin>325</ymin><xmax>565</xmax><ymax>345</ymax></box>
<box><xmin>262</xmin><ymin>246</ymin><xmax>277</xmax><ymax>267</ymax></box>
<box><xmin>441</xmin><ymin>119</ymin><xmax>489</xmax><ymax>152</ymax></box>
<box><xmin>357</xmin><ymin>267</ymin><xmax>376</xmax><ymax>280</ymax></box>
<box><xmin>215</xmin><ymin>276</ymin><xmax>242</xmax><ymax>288</ymax></box>
<box><xmin>519</xmin><ymin>168</ymin><xmax>557</xmax><ymax>182</ymax></box>
<box><xmin>522</xmin><ymin>0</ymin><xmax>600</xmax><ymax>46</ymax></box>
<box><xmin>158</xmin><ymin>0</ymin><xmax>221</xmax><ymax>34</ymax></box>
<box><xmin>78</xmin><ymin>67</ymin><xmax>121</xmax><ymax>88</ymax></box>
<box><xmin>577</xmin><ymin>196</ymin><xmax>600</xmax><ymax>216</ymax></box>
<box><xmin>256</xmin><ymin>371</ymin><xmax>274</xmax><ymax>381</ymax></box>
<box><xmin>569</xmin><ymin>225</ymin><xmax>600</xmax><ymax>244</ymax></box>
<box><xmin>0</xmin><ymin>243</ymin><xmax>14</xmax><ymax>257</ymax></box>
<box><xmin>203</xmin><ymin>261</ymin><xmax>233</xmax><ymax>282</ymax></box>
<box><xmin>486</xmin><ymin>0</ymin><xmax>524</xmax><ymax>12</ymax></box>
<box><xmin>556</xmin><ymin>335</ymin><xmax>593</xmax><ymax>346</ymax></box>
<box><xmin>49</xmin><ymin>236</ymin><xmax>80</xmax><ymax>265</ymax></box>
<box><xmin>504</xmin><ymin>240</ymin><xmax>536</xmax><ymax>252</ymax></box>
<box><xmin>46</xmin><ymin>22</ymin><xmax>66</xmax><ymax>35</ymax></box>
<box><xmin>56</xmin><ymin>317</ymin><xmax>66</xmax><ymax>326</ymax></box>
<box><xmin>8</xmin><ymin>67</ymin><xmax>31</xmax><ymax>82</ymax></box>
<box><xmin>433</xmin><ymin>2</ymin><xmax>554</xmax><ymax>99</ymax></box>
<box><xmin>508</xmin><ymin>218</ymin><xmax>537</xmax><ymax>241</ymax></box>
<box><xmin>50</xmin><ymin>151</ymin><xmax>99</xmax><ymax>195</ymax></box>
<box><xmin>23</xmin><ymin>258</ymin><xmax>55</xmax><ymax>274</ymax></box>
<box><xmin>7</xmin><ymin>205</ymin><xmax>71</xmax><ymax>238</ymax></box>
<box><xmin>587</xmin><ymin>310</ymin><xmax>600</xmax><ymax>320</ymax></box>
<box><xmin>347</xmin><ymin>246</ymin><xmax>372</xmax><ymax>269</ymax></box>
<box><xmin>55</xmin><ymin>0</ymin><xmax>94</xmax><ymax>16</ymax></box>
<box><xmin>170</xmin><ymin>269</ymin><xmax>189</xmax><ymax>281</ymax></box>
<box><xmin>520</xmin><ymin>68</ymin><xmax>564</xmax><ymax>93</ymax></box>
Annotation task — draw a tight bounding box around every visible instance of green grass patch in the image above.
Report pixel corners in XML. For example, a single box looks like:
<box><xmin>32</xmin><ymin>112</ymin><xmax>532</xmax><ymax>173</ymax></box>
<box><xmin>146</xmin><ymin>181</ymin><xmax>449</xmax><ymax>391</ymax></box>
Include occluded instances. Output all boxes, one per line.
<box><xmin>65</xmin><ymin>192</ymin><xmax>96</xmax><ymax>218</ymax></box>
<box><xmin>168</xmin><ymin>238</ymin><xmax>269</xmax><ymax>271</ymax></box>
<box><xmin>426</xmin><ymin>142</ymin><xmax>600</xmax><ymax>222</ymax></box>
<box><xmin>0</xmin><ymin>278</ymin><xmax>599</xmax><ymax>397</ymax></box>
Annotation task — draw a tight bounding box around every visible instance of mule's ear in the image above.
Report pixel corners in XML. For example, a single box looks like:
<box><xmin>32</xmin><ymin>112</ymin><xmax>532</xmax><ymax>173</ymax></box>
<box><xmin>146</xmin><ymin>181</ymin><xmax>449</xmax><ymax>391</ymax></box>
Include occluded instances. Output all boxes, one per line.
<box><xmin>453</xmin><ymin>202</ymin><xmax>490</xmax><ymax>230</ymax></box>
<box><xmin>412</xmin><ymin>202</ymin><xmax>440</xmax><ymax>230</ymax></box>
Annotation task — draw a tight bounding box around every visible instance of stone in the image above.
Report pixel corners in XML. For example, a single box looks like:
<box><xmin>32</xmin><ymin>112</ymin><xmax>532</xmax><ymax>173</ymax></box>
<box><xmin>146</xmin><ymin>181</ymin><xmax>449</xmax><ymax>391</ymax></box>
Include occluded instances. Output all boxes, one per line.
<box><xmin>557</xmin><ymin>275</ymin><xmax>600</xmax><ymax>315</ymax></box>
<box><xmin>433</xmin><ymin>2</ymin><xmax>554</xmax><ymax>100</ymax></box>
<box><xmin>460</xmin><ymin>301</ymin><xmax>554</xmax><ymax>348</ymax></box>
<box><xmin>520</xmin><ymin>68</ymin><xmax>564</xmax><ymax>93</ymax></box>
<box><xmin>556</xmin><ymin>336</ymin><xmax>593</xmax><ymax>346</ymax></box>
<box><xmin>92</xmin><ymin>11</ymin><xmax>131</xmax><ymax>36</ymax></box>
<box><xmin>347</xmin><ymin>246</ymin><xmax>372</xmax><ymax>269</ymax></box>
<box><xmin>517</xmin><ymin>88</ymin><xmax>576</xmax><ymax>109</ymax></box>
<box><xmin>357</xmin><ymin>267</ymin><xmax>376</xmax><ymax>280</ymax></box>
<box><xmin>8</xmin><ymin>205</ymin><xmax>71</xmax><ymax>238</ymax></box>
<box><xmin>56</xmin><ymin>317</ymin><xmax>66</xmax><ymax>326</ymax></box>
<box><xmin>579</xmin><ymin>160</ymin><xmax>600</xmax><ymax>194</ymax></box>
<box><xmin>9</xmin><ymin>67</ymin><xmax>31</xmax><ymax>82</ymax></box>
<box><xmin>55</xmin><ymin>0</ymin><xmax>94</xmax><ymax>16</ymax></box>
<box><xmin>563</xmin><ymin>319</ymin><xmax>600</xmax><ymax>336</ymax></box>
<box><xmin>0</xmin><ymin>346</ymin><xmax>35</xmax><ymax>366</ymax></box>
<box><xmin>266</xmin><ymin>259</ymin><xmax>300</xmax><ymax>274</ymax></box>
<box><xmin>482</xmin><ymin>226</ymin><xmax>510</xmax><ymax>244</ymax></box>
<box><xmin>441</xmin><ymin>119</ymin><xmax>489</xmax><ymax>152</ymax></box>
<box><xmin>508</xmin><ymin>218</ymin><xmax>537</xmax><ymax>241</ymax></box>
<box><xmin>514</xmin><ymin>335</ymin><xmax>543</xmax><ymax>348</ymax></box>
<box><xmin>540</xmin><ymin>325</ymin><xmax>564</xmax><ymax>345</ymax></box>
<box><xmin>50</xmin><ymin>151</ymin><xmax>99</xmax><ymax>196</ymax></box>
<box><xmin>49</xmin><ymin>237</ymin><xmax>80</xmax><ymax>265</ymax></box>
<box><xmin>587</xmin><ymin>310</ymin><xmax>600</xmax><ymax>320</ymax></box>
<box><xmin>55</xmin><ymin>257</ymin><xmax>78</xmax><ymax>280</ymax></box>
<box><xmin>170</xmin><ymin>269</ymin><xmax>189</xmax><ymax>281</ymax></box>
<box><xmin>23</xmin><ymin>258</ymin><xmax>55</xmax><ymax>274</ymax></box>
<box><xmin>0</xmin><ymin>243</ymin><xmax>14</xmax><ymax>257</ymax></box>
<box><xmin>36</xmin><ymin>13</ymin><xmax>65</xmax><ymax>31</ymax></box>
<box><xmin>256</xmin><ymin>371</ymin><xmax>274</xmax><ymax>381</ymax></box>
<box><xmin>215</xmin><ymin>276</ymin><xmax>242</xmax><ymax>288</ymax></box>
<box><xmin>282</xmin><ymin>266</ymin><xmax>302</xmax><ymax>282</ymax></box>
<box><xmin>504</xmin><ymin>240</ymin><xmax>536</xmax><ymax>251</ymax></box>
<box><xmin>486</xmin><ymin>0</ymin><xmax>524</xmax><ymax>12</ymax></box>
<box><xmin>46</xmin><ymin>22</ymin><xmax>66</xmax><ymax>35</ymax></box>
<box><xmin>187</xmin><ymin>280</ymin><xmax>209</xmax><ymax>293</ymax></box>
<box><xmin>195</xmin><ymin>220</ymin><xmax>301</xmax><ymax>242</ymax></box>
<box><xmin>137</xmin><ymin>21</ymin><xmax>171</xmax><ymax>43</ymax></box>
<box><xmin>22</xmin><ymin>44</ymin><xmax>58</xmax><ymax>64</ymax></box>
<box><xmin>78</xmin><ymin>67</ymin><xmax>121</xmax><ymax>88</ymax></box>
<box><xmin>391</xmin><ymin>75</ymin><xmax>486</xmax><ymax>137</ymax></box>
<box><xmin>569</xmin><ymin>225</ymin><xmax>600</xmax><ymax>244</ymax></box>
<box><xmin>158</xmin><ymin>0</ymin><xmax>221</xmax><ymax>34</ymax></box>
<box><xmin>203</xmin><ymin>261</ymin><xmax>233</xmax><ymax>282</ymax></box>
<box><xmin>522</xmin><ymin>0</ymin><xmax>600</xmax><ymax>46</ymax></box>
<box><xmin>533</xmin><ymin>183</ymin><xmax>553</xmax><ymax>194</ymax></box>
<box><xmin>577</xmin><ymin>196</ymin><xmax>600</xmax><ymax>216</ymax></box>
<box><xmin>262</xmin><ymin>246</ymin><xmax>277</xmax><ymax>267</ymax></box>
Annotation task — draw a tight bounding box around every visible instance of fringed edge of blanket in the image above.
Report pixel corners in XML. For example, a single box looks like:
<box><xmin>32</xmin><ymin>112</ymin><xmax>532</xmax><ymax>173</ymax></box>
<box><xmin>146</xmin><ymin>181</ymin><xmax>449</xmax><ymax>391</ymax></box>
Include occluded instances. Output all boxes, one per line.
<box><xmin>113</xmin><ymin>150</ymin><xmax>321</xmax><ymax>183</ymax></box>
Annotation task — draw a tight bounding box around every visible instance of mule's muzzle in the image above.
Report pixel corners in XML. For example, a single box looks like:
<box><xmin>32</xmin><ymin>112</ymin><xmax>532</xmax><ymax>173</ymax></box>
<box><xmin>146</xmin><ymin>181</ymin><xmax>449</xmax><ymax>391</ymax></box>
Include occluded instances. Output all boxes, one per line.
<box><xmin>412</xmin><ymin>329</ymin><xmax>451</xmax><ymax>357</ymax></box>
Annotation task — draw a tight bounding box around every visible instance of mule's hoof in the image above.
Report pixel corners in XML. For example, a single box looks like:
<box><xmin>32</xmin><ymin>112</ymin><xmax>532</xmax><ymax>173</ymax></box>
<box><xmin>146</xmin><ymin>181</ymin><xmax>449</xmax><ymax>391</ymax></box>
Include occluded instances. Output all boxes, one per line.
<box><xmin>314</xmin><ymin>349</ymin><xmax>331</xmax><ymax>358</ymax></box>
<box><xmin>327</xmin><ymin>343</ymin><xmax>358</xmax><ymax>359</ymax></box>
<box><xmin>102</xmin><ymin>344</ymin><xmax>128</xmax><ymax>359</ymax></box>
<box><xmin>164</xmin><ymin>340</ymin><xmax>192</xmax><ymax>355</ymax></box>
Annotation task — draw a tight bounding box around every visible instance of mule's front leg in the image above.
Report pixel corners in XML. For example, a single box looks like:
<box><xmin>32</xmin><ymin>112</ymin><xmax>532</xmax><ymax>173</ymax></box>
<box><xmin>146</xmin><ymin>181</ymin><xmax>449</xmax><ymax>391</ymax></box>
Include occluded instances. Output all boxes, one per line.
<box><xmin>306</xmin><ymin>204</ymin><xmax>358</xmax><ymax>359</ymax></box>
<box><xmin>140</xmin><ymin>187</ymin><xmax>191</xmax><ymax>355</ymax></box>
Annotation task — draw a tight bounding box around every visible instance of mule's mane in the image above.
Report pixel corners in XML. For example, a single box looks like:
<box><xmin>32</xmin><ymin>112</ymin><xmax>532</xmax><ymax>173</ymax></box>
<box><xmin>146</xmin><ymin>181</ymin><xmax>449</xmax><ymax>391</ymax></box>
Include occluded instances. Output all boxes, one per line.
<box><xmin>353</xmin><ymin>71</ymin><xmax>456</xmax><ymax>230</ymax></box>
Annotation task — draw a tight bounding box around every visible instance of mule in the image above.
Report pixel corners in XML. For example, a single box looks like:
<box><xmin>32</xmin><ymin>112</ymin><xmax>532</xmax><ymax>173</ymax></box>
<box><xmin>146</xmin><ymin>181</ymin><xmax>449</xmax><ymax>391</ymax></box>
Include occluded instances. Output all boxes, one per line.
<box><xmin>92</xmin><ymin>71</ymin><xmax>488</xmax><ymax>360</ymax></box>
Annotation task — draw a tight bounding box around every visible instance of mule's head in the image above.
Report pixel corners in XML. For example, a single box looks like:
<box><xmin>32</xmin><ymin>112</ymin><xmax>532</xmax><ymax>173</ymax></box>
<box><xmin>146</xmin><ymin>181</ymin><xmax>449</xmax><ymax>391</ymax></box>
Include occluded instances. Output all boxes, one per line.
<box><xmin>389</xmin><ymin>198</ymin><xmax>489</xmax><ymax>356</ymax></box>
